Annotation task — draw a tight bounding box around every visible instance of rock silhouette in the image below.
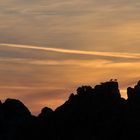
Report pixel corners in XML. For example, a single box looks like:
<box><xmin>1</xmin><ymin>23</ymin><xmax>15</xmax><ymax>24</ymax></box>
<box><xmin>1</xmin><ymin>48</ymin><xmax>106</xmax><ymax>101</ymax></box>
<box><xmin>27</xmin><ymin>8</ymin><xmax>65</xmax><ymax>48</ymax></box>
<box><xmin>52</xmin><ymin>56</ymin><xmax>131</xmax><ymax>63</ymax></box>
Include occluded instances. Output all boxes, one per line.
<box><xmin>1</xmin><ymin>80</ymin><xmax>140</xmax><ymax>139</ymax></box>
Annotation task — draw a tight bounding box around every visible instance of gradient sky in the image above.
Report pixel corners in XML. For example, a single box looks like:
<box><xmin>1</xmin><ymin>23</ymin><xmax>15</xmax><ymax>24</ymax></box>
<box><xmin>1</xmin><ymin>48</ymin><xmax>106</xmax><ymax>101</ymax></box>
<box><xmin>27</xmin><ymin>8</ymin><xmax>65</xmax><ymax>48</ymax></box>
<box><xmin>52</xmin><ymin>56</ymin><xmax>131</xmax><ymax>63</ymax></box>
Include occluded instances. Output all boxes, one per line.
<box><xmin>0</xmin><ymin>0</ymin><xmax>140</xmax><ymax>114</ymax></box>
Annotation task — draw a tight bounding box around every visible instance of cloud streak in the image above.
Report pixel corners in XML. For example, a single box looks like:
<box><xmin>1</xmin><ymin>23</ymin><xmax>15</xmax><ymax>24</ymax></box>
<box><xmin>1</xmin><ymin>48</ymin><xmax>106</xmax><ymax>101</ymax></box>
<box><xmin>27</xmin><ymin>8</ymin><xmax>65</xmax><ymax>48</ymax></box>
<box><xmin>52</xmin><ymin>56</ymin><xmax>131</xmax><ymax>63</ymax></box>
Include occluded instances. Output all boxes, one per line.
<box><xmin>0</xmin><ymin>43</ymin><xmax>140</xmax><ymax>59</ymax></box>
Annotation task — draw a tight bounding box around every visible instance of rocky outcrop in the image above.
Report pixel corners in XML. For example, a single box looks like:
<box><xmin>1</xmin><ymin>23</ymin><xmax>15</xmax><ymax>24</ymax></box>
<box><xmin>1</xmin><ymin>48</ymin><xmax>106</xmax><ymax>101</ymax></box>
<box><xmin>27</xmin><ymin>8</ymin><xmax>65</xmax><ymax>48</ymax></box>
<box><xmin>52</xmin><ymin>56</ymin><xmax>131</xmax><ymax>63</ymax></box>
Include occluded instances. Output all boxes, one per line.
<box><xmin>2</xmin><ymin>98</ymin><xmax>31</xmax><ymax>119</ymax></box>
<box><xmin>0</xmin><ymin>80</ymin><xmax>140</xmax><ymax>139</ymax></box>
<box><xmin>38</xmin><ymin>107</ymin><xmax>53</xmax><ymax>122</ymax></box>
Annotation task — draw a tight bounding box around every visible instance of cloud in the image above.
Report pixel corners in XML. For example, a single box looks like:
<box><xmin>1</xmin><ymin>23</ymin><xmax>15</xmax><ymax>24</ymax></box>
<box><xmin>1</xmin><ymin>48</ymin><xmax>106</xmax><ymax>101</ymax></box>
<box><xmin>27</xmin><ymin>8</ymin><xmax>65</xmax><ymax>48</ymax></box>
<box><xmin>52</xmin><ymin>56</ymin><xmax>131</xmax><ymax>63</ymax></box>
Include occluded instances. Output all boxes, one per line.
<box><xmin>1</xmin><ymin>43</ymin><xmax>140</xmax><ymax>59</ymax></box>
<box><xmin>1</xmin><ymin>0</ymin><xmax>140</xmax><ymax>114</ymax></box>
<box><xmin>0</xmin><ymin>55</ymin><xmax>140</xmax><ymax>114</ymax></box>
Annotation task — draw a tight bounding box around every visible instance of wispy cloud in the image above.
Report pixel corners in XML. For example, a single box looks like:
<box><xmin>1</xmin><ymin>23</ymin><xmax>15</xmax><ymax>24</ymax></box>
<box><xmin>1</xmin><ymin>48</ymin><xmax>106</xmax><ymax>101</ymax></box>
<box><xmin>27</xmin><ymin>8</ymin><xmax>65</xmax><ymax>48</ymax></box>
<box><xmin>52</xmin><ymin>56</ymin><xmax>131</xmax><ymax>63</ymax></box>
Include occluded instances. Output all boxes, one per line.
<box><xmin>1</xmin><ymin>0</ymin><xmax>140</xmax><ymax>114</ymax></box>
<box><xmin>1</xmin><ymin>43</ymin><xmax>140</xmax><ymax>59</ymax></box>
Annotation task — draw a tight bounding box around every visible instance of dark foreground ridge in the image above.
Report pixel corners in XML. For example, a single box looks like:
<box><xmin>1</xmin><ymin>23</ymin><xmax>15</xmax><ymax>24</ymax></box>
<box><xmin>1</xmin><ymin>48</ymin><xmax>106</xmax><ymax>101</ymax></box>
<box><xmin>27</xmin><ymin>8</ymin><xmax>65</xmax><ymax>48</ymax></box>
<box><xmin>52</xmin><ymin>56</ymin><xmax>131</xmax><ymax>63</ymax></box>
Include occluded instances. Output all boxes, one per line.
<box><xmin>1</xmin><ymin>81</ymin><xmax>140</xmax><ymax>139</ymax></box>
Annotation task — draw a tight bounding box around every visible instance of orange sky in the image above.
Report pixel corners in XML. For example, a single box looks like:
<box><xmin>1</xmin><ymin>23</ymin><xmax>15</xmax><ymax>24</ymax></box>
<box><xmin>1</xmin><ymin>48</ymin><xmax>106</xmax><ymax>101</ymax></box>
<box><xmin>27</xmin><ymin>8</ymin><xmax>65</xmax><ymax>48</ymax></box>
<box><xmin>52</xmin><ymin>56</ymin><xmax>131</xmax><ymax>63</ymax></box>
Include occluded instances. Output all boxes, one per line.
<box><xmin>0</xmin><ymin>0</ymin><xmax>140</xmax><ymax>114</ymax></box>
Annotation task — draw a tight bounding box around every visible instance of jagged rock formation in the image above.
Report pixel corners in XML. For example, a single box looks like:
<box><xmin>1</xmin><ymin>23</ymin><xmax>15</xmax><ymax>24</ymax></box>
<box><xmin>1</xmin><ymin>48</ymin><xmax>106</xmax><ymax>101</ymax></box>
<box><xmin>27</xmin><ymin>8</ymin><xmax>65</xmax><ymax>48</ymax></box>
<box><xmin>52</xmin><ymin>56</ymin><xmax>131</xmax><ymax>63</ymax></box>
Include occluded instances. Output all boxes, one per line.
<box><xmin>0</xmin><ymin>80</ymin><xmax>140</xmax><ymax>139</ymax></box>
<box><xmin>38</xmin><ymin>107</ymin><xmax>53</xmax><ymax>120</ymax></box>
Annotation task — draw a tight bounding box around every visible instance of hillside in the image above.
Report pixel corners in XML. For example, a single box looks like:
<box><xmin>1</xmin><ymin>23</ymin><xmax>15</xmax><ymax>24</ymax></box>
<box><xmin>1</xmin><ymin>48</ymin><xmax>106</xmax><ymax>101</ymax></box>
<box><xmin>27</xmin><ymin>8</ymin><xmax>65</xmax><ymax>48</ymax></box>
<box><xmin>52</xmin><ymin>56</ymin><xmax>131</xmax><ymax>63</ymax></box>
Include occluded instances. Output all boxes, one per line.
<box><xmin>0</xmin><ymin>80</ymin><xmax>140</xmax><ymax>140</ymax></box>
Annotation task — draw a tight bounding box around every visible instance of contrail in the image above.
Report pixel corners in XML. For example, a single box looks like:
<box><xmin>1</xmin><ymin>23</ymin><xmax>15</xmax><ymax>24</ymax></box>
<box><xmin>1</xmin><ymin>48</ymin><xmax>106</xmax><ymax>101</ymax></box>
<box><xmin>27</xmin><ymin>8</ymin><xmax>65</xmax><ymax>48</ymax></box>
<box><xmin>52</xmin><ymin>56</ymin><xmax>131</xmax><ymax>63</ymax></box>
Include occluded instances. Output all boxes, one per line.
<box><xmin>0</xmin><ymin>43</ymin><xmax>140</xmax><ymax>59</ymax></box>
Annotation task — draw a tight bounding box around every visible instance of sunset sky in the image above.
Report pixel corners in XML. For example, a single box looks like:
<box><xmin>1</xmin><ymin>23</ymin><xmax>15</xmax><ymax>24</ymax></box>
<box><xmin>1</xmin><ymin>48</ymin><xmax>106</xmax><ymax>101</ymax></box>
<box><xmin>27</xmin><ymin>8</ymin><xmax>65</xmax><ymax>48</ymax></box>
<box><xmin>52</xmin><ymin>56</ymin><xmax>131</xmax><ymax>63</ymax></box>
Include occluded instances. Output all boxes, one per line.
<box><xmin>0</xmin><ymin>0</ymin><xmax>140</xmax><ymax>114</ymax></box>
